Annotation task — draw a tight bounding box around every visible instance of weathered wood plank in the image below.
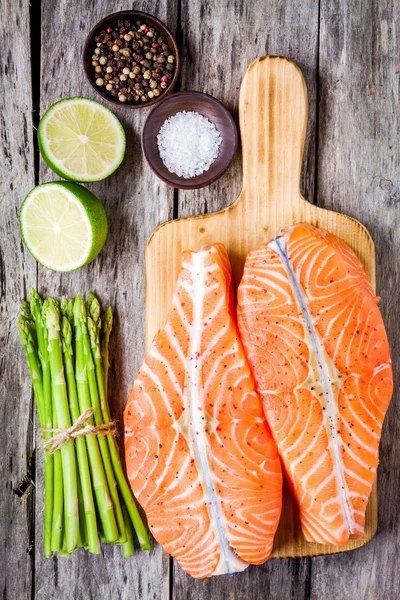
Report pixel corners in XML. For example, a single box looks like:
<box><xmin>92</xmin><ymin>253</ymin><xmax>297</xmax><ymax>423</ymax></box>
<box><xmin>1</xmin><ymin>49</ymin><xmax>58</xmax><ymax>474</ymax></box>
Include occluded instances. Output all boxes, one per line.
<box><xmin>0</xmin><ymin>1</ymin><xmax>36</xmax><ymax>598</ymax></box>
<box><xmin>34</xmin><ymin>1</ymin><xmax>176</xmax><ymax>598</ymax></box>
<box><xmin>311</xmin><ymin>0</ymin><xmax>399</xmax><ymax>598</ymax></box>
<box><xmin>172</xmin><ymin>0</ymin><xmax>319</xmax><ymax>596</ymax></box>
<box><xmin>174</xmin><ymin>560</ymin><xmax>310</xmax><ymax>600</ymax></box>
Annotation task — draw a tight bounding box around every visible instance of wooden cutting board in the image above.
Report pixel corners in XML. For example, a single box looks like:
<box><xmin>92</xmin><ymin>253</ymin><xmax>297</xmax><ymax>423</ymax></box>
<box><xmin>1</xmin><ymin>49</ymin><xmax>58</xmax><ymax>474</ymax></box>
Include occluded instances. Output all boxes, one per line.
<box><xmin>145</xmin><ymin>56</ymin><xmax>377</xmax><ymax>558</ymax></box>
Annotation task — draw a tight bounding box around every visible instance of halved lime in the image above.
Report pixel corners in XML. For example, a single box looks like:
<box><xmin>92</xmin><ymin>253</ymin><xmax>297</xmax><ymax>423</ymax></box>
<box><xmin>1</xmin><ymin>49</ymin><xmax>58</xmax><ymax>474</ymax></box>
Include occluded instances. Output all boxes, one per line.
<box><xmin>38</xmin><ymin>97</ymin><xmax>126</xmax><ymax>182</ymax></box>
<box><xmin>20</xmin><ymin>182</ymin><xmax>108</xmax><ymax>272</ymax></box>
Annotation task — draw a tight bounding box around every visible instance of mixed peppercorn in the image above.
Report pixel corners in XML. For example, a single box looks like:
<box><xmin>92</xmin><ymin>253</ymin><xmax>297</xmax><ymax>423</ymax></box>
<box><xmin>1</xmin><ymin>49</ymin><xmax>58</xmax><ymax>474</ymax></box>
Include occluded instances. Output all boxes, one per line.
<box><xmin>91</xmin><ymin>18</ymin><xmax>176</xmax><ymax>104</ymax></box>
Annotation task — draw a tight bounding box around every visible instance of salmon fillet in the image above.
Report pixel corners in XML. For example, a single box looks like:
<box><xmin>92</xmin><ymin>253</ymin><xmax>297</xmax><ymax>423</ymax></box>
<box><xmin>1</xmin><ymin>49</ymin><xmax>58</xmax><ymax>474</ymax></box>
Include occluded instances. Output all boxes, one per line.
<box><xmin>237</xmin><ymin>223</ymin><xmax>393</xmax><ymax>546</ymax></box>
<box><xmin>125</xmin><ymin>243</ymin><xmax>282</xmax><ymax>578</ymax></box>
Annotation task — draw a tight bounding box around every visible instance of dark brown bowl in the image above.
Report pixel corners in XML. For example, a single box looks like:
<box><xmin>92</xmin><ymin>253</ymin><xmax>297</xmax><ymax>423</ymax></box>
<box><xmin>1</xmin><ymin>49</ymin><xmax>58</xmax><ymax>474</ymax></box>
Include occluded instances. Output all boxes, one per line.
<box><xmin>83</xmin><ymin>10</ymin><xmax>180</xmax><ymax>109</ymax></box>
<box><xmin>142</xmin><ymin>92</ymin><xmax>238</xmax><ymax>189</ymax></box>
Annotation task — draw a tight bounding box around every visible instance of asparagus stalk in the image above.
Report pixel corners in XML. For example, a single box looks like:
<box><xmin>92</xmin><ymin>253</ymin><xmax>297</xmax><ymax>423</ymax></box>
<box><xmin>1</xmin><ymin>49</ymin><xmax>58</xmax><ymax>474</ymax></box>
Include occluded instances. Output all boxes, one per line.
<box><xmin>75</xmin><ymin>295</ymin><xmax>126</xmax><ymax>544</ymax></box>
<box><xmin>51</xmin><ymin>390</ymin><xmax>63</xmax><ymax>552</ymax></box>
<box><xmin>43</xmin><ymin>299</ymin><xmax>79</xmax><ymax>553</ymax></box>
<box><xmin>89</xmin><ymin>296</ymin><xmax>151</xmax><ymax>551</ymax></box>
<box><xmin>73</xmin><ymin>295</ymin><xmax>119</xmax><ymax>543</ymax></box>
<box><xmin>18</xmin><ymin>313</ymin><xmax>54</xmax><ymax>558</ymax></box>
<box><xmin>101</xmin><ymin>307</ymin><xmax>112</xmax><ymax>406</ymax></box>
<box><xmin>61</xmin><ymin>315</ymin><xmax>100</xmax><ymax>554</ymax></box>
<box><xmin>122</xmin><ymin>504</ymin><xmax>134</xmax><ymax>558</ymax></box>
<box><xmin>30</xmin><ymin>290</ymin><xmax>54</xmax><ymax>557</ymax></box>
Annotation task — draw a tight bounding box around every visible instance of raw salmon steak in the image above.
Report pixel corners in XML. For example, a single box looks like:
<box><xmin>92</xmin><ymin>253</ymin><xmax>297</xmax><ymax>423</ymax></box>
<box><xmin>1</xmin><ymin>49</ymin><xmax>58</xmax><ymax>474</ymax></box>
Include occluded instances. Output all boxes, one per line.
<box><xmin>237</xmin><ymin>223</ymin><xmax>393</xmax><ymax>546</ymax></box>
<box><xmin>125</xmin><ymin>243</ymin><xmax>282</xmax><ymax>578</ymax></box>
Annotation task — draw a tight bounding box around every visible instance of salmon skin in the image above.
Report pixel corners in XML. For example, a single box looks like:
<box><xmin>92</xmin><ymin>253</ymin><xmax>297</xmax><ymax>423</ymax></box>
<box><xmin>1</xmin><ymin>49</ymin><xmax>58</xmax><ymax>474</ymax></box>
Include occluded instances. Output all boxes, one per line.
<box><xmin>125</xmin><ymin>244</ymin><xmax>282</xmax><ymax>579</ymax></box>
<box><xmin>237</xmin><ymin>223</ymin><xmax>393</xmax><ymax>546</ymax></box>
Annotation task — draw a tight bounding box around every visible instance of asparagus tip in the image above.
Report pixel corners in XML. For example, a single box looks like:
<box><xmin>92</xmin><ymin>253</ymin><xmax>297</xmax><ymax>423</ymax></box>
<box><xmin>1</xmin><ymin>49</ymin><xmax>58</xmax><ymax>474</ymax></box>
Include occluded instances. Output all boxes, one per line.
<box><xmin>102</xmin><ymin>307</ymin><xmax>113</xmax><ymax>336</ymax></box>
<box><xmin>42</xmin><ymin>298</ymin><xmax>61</xmax><ymax>338</ymax></box>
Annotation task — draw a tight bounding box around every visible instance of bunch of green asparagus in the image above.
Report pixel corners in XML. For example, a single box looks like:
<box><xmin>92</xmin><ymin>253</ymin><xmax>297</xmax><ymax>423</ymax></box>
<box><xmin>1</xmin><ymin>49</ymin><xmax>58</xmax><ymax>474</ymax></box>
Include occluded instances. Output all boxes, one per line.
<box><xmin>18</xmin><ymin>289</ymin><xmax>151</xmax><ymax>557</ymax></box>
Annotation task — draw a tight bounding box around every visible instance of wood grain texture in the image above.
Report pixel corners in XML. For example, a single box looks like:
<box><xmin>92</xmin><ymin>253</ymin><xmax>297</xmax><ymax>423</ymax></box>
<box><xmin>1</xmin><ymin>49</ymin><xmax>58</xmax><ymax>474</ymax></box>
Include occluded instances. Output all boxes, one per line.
<box><xmin>0</xmin><ymin>1</ymin><xmax>36</xmax><ymax>598</ymax></box>
<box><xmin>34</xmin><ymin>1</ymin><xmax>176</xmax><ymax>599</ymax></box>
<box><xmin>311</xmin><ymin>0</ymin><xmax>400</xmax><ymax>598</ymax></box>
<box><xmin>146</xmin><ymin>57</ymin><xmax>377</xmax><ymax>561</ymax></box>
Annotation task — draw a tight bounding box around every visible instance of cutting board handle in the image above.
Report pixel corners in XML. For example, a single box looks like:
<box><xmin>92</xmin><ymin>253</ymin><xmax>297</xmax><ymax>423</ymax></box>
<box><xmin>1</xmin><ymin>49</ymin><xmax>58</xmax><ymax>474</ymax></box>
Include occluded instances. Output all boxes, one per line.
<box><xmin>239</xmin><ymin>56</ymin><xmax>308</xmax><ymax>207</ymax></box>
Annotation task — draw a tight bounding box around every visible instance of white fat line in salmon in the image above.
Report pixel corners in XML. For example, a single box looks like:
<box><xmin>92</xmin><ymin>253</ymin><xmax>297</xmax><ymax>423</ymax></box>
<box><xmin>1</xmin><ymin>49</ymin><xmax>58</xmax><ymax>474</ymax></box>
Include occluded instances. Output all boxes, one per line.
<box><xmin>181</xmin><ymin>251</ymin><xmax>247</xmax><ymax>576</ymax></box>
<box><xmin>269</xmin><ymin>236</ymin><xmax>355</xmax><ymax>536</ymax></box>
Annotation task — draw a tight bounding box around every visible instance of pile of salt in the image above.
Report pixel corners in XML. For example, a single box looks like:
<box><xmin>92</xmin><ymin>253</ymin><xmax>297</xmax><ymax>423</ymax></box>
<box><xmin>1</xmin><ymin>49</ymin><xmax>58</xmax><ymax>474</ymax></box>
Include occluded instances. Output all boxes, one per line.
<box><xmin>157</xmin><ymin>111</ymin><xmax>223</xmax><ymax>178</ymax></box>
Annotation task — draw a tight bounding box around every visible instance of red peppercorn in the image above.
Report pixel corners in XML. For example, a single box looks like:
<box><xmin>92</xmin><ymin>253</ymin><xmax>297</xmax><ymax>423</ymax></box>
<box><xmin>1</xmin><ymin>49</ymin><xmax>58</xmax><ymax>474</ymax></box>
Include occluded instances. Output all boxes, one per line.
<box><xmin>106</xmin><ymin>27</ymin><xmax>112</xmax><ymax>33</ymax></box>
<box><xmin>153</xmin><ymin>43</ymin><xmax>160</xmax><ymax>48</ymax></box>
<box><xmin>144</xmin><ymin>26</ymin><xmax>149</xmax><ymax>32</ymax></box>
<box><xmin>158</xmin><ymin>85</ymin><xmax>163</xmax><ymax>91</ymax></box>
<box><xmin>161</xmin><ymin>76</ymin><xmax>168</xmax><ymax>83</ymax></box>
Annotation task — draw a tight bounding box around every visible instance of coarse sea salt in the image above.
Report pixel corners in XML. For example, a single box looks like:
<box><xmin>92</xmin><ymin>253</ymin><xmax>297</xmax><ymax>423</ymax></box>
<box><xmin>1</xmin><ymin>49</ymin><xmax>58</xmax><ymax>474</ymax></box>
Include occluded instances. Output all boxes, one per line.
<box><xmin>157</xmin><ymin>111</ymin><xmax>223</xmax><ymax>179</ymax></box>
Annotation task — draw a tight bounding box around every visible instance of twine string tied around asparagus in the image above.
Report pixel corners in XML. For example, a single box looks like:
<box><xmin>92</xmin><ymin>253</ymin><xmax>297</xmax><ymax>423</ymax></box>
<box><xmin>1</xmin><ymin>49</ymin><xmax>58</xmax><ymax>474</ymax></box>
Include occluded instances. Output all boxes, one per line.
<box><xmin>42</xmin><ymin>408</ymin><xmax>117</xmax><ymax>453</ymax></box>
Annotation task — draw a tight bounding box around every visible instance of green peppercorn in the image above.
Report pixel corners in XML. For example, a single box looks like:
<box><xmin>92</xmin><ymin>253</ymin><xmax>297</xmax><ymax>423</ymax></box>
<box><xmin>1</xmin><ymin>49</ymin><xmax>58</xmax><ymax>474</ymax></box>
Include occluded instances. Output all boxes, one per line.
<box><xmin>149</xmin><ymin>79</ymin><xmax>157</xmax><ymax>89</ymax></box>
<box><xmin>153</xmin><ymin>88</ymin><xmax>160</xmax><ymax>97</ymax></box>
<box><xmin>141</xmin><ymin>94</ymin><xmax>148</xmax><ymax>101</ymax></box>
<box><xmin>143</xmin><ymin>70</ymin><xmax>151</xmax><ymax>80</ymax></box>
<box><xmin>167</xmin><ymin>55</ymin><xmax>175</xmax><ymax>63</ymax></box>
<box><xmin>148</xmin><ymin>91</ymin><xmax>154</xmax><ymax>99</ymax></box>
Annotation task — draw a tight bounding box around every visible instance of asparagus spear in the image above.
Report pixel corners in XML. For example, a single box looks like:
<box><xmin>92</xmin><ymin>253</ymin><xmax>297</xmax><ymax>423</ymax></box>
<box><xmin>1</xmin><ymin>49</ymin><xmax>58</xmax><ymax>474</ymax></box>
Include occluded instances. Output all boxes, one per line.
<box><xmin>18</xmin><ymin>313</ymin><xmax>54</xmax><ymax>558</ymax></box>
<box><xmin>122</xmin><ymin>504</ymin><xmax>134</xmax><ymax>558</ymax></box>
<box><xmin>73</xmin><ymin>295</ymin><xmax>119</xmax><ymax>543</ymax></box>
<box><xmin>43</xmin><ymin>299</ymin><xmax>79</xmax><ymax>553</ymax></box>
<box><xmin>29</xmin><ymin>290</ymin><xmax>54</xmax><ymax>557</ymax></box>
<box><xmin>101</xmin><ymin>307</ymin><xmax>112</xmax><ymax>406</ymax></box>
<box><xmin>51</xmin><ymin>389</ymin><xmax>63</xmax><ymax>553</ymax></box>
<box><xmin>61</xmin><ymin>315</ymin><xmax>100</xmax><ymax>554</ymax></box>
<box><xmin>89</xmin><ymin>296</ymin><xmax>151</xmax><ymax>551</ymax></box>
<box><xmin>75</xmin><ymin>296</ymin><xmax>126</xmax><ymax>544</ymax></box>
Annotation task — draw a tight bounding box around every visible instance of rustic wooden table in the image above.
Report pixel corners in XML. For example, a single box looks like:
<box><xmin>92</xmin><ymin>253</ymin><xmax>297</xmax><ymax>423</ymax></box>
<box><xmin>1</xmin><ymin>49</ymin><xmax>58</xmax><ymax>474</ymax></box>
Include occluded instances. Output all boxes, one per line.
<box><xmin>1</xmin><ymin>1</ymin><xmax>398</xmax><ymax>599</ymax></box>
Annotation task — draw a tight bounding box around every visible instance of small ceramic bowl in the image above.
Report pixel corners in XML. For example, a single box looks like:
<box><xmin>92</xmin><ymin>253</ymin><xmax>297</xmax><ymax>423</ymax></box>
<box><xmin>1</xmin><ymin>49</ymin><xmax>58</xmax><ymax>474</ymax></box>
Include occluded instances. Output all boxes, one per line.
<box><xmin>142</xmin><ymin>92</ymin><xmax>238</xmax><ymax>189</ymax></box>
<box><xmin>83</xmin><ymin>10</ymin><xmax>180</xmax><ymax>109</ymax></box>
